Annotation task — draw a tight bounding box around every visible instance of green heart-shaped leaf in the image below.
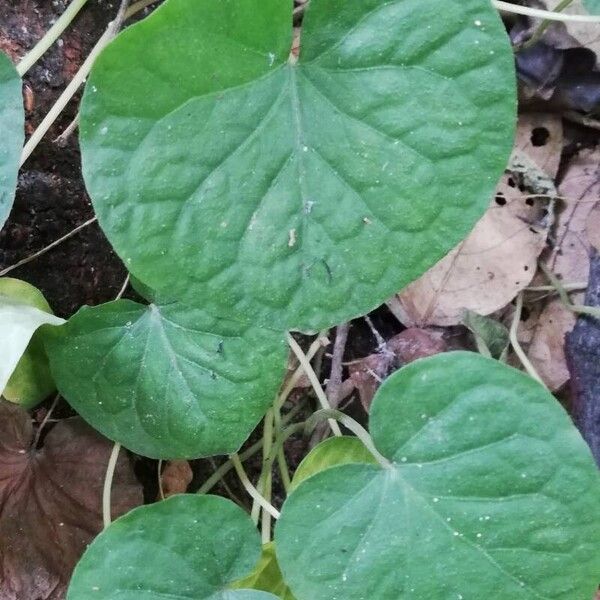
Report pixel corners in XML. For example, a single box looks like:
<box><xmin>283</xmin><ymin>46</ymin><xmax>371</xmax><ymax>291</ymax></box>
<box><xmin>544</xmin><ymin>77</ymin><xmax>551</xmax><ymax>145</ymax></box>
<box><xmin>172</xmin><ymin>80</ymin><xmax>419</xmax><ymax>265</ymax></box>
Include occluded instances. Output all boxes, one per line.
<box><xmin>45</xmin><ymin>299</ymin><xmax>286</xmax><ymax>458</ymax></box>
<box><xmin>80</xmin><ymin>0</ymin><xmax>516</xmax><ymax>331</ymax></box>
<box><xmin>290</xmin><ymin>435</ymin><xmax>377</xmax><ymax>492</ymax></box>
<box><xmin>275</xmin><ymin>352</ymin><xmax>600</xmax><ymax>599</ymax></box>
<box><xmin>67</xmin><ymin>494</ymin><xmax>279</xmax><ymax>599</ymax></box>
<box><xmin>0</xmin><ymin>52</ymin><xmax>24</xmax><ymax>229</ymax></box>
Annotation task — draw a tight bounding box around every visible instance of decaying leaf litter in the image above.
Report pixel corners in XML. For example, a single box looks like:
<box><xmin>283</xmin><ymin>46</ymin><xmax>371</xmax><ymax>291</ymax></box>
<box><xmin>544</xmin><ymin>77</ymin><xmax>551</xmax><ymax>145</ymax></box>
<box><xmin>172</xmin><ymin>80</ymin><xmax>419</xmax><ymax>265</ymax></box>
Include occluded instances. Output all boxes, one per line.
<box><xmin>0</xmin><ymin>0</ymin><xmax>599</xmax><ymax>598</ymax></box>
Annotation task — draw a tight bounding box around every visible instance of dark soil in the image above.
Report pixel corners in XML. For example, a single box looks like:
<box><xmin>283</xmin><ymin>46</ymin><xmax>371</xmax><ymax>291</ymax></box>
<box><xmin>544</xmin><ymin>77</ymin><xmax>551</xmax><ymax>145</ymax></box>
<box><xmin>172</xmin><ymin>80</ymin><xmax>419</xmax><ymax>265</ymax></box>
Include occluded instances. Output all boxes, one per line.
<box><xmin>0</xmin><ymin>1</ymin><xmax>142</xmax><ymax>318</ymax></box>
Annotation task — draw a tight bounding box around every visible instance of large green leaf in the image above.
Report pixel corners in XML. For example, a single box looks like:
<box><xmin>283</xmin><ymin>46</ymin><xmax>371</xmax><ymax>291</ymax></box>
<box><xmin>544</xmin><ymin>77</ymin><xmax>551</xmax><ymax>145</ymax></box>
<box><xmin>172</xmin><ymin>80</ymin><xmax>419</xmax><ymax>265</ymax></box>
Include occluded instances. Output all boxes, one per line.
<box><xmin>67</xmin><ymin>494</ymin><xmax>279</xmax><ymax>599</ymax></box>
<box><xmin>80</xmin><ymin>0</ymin><xmax>516</xmax><ymax>332</ymax></box>
<box><xmin>44</xmin><ymin>299</ymin><xmax>287</xmax><ymax>459</ymax></box>
<box><xmin>0</xmin><ymin>278</ymin><xmax>64</xmax><ymax>405</ymax></box>
<box><xmin>275</xmin><ymin>352</ymin><xmax>600</xmax><ymax>599</ymax></box>
<box><xmin>0</xmin><ymin>52</ymin><xmax>24</xmax><ymax>229</ymax></box>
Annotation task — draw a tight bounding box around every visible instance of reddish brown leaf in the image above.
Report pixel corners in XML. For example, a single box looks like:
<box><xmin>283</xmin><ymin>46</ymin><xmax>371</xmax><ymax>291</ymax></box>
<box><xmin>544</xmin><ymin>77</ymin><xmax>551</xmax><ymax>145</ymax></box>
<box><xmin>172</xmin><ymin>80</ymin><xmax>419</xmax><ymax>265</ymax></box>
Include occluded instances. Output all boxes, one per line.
<box><xmin>0</xmin><ymin>401</ymin><xmax>142</xmax><ymax>600</ymax></box>
<box><xmin>349</xmin><ymin>329</ymin><xmax>447</xmax><ymax>411</ymax></box>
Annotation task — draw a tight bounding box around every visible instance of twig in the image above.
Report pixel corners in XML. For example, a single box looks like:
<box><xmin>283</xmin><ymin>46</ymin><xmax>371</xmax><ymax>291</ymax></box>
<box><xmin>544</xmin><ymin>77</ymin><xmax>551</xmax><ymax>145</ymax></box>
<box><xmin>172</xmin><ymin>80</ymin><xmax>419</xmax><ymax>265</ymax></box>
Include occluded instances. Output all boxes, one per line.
<box><xmin>563</xmin><ymin>111</ymin><xmax>600</xmax><ymax>132</ymax></box>
<box><xmin>53</xmin><ymin>114</ymin><xmax>79</xmax><ymax>147</ymax></box>
<box><xmin>157</xmin><ymin>459</ymin><xmax>164</xmax><ymax>500</ymax></box>
<box><xmin>0</xmin><ymin>216</ymin><xmax>97</xmax><ymax>277</ymax></box>
<box><xmin>311</xmin><ymin>323</ymin><xmax>349</xmax><ymax>445</ymax></box>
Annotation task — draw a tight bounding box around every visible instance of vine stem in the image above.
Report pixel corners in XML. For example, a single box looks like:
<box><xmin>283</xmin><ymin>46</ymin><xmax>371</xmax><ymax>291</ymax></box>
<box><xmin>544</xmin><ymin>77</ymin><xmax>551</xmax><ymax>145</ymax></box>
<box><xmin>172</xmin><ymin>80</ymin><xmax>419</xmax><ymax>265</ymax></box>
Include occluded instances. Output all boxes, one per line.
<box><xmin>230</xmin><ymin>453</ymin><xmax>280</xmax><ymax>520</ymax></box>
<box><xmin>521</xmin><ymin>0</ymin><xmax>576</xmax><ymax>49</ymax></box>
<box><xmin>493</xmin><ymin>0</ymin><xmax>600</xmax><ymax>21</ymax></box>
<box><xmin>509</xmin><ymin>293</ymin><xmax>546</xmax><ymax>387</ymax></box>
<box><xmin>195</xmin><ymin>403</ymin><xmax>304</xmax><ymax>495</ymax></box>
<box><xmin>16</xmin><ymin>0</ymin><xmax>89</xmax><ymax>77</ymax></box>
<box><xmin>286</xmin><ymin>333</ymin><xmax>342</xmax><ymax>436</ymax></box>
<box><xmin>102</xmin><ymin>442</ymin><xmax>121</xmax><ymax>529</ymax></box>
<box><xmin>306</xmin><ymin>409</ymin><xmax>391</xmax><ymax>469</ymax></box>
<box><xmin>539</xmin><ymin>263</ymin><xmax>600</xmax><ymax>319</ymax></box>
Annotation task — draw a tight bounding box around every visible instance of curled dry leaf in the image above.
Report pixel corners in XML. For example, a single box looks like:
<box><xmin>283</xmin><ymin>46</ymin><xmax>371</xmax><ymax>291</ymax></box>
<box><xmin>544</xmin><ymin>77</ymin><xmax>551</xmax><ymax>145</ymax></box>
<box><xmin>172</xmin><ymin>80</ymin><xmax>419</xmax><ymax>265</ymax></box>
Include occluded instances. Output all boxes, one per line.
<box><xmin>391</xmin><ymin>174</ymin><xmax>549</xmax><ymax>327</ymax></box>
<box><xmin>0</xmin><ymin>401</ymin><xmax>142</xmax><ymax>600</ymax></box>
<box><xmin>349</xmin><ymin>328</ymin><xmax>447</xmax><ymax>411</ymax></box>
<box><xmin>521</xmin><ymin>148</ymin><xmax>600</xmax><ymax>391</ymax></box>
<box><xmin>159</xmin><ymin>460</ymin><xmax>193</xmax><ymax>499</ymax></box>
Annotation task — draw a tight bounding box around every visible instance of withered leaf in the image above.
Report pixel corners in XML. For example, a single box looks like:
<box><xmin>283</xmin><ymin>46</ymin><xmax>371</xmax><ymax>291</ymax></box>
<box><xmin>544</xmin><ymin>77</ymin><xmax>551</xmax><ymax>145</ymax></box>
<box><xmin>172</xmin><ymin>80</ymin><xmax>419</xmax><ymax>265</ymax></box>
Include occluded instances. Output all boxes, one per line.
<box><xmin>391</xmin><ymin>175</ymin><xmax>548</xmax><ymax>326</ymax></box>
<box><xmin>0</xmin><ymin>401</ymin><xmax>142</xmax><ymax>600</ymax></box>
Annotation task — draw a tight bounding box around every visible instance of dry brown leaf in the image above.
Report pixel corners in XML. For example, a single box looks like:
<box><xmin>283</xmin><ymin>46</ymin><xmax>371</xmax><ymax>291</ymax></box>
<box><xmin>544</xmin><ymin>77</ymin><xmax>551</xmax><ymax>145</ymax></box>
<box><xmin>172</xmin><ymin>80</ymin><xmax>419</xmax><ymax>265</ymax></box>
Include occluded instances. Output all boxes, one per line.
<box><xmin>520</xmin><ymin>148</ymin><xmax>600</xmax><ymax>391</ymax></box>
<box><xmin>0</xmin><ymin>401</ymin><xmax>142</xmax><ymax>600</ymax></box>
<box><xmin>515</xmin><ymin>113</ymin><xmax>563</xmax><ymax>179</ymax></box>
<box><xmin>348</xmin><ymin>328</ymin><xmax>447</xmax><ymax>411</ymax></box>
<box><xmin>159</xmin><ymin>460</ymin><xmax>193</xmax><ymax>499</ymax></box>
<box><xmin>391</xmin><ymin>176</ymin><xmax>548</xmax><ymax>326</ymax></box>
<box><xmin>526</xmin><ymin>299</ymin><xmax>577</xmax><ymax>391</ymax></box>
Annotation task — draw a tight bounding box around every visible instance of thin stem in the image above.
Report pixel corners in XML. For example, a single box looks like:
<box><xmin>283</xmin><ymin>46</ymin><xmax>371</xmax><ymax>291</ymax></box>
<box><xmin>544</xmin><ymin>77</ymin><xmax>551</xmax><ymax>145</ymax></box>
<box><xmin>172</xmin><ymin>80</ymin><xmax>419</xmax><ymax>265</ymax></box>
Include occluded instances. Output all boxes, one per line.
<box><xmin>286</xmin><ymin>333</ymin><xmax>342</xmax><ymax>436</ymax></box>
<box><xmin>525</xmin><ymin>281</ymin><xmax>586</xmax><ymax>292</ymax></box>
<box><xmin>539</xmin><ymin>264</ymin><xmax>600</xmax><ymax>319</ymax></box>
<box><xmin>124</xmin><ymin>0</ymin><xmax>159</xmax><ymax>18</ymax></box>
<box><xmin>20</xmin><ymin>0</ymin><xmax>132</xmax><ymax>166</ymax></box>
<box><xmin>509</xmin><ymin>293</ymin><xmax>546</xmax><ymax>387</ymax></box>
<box><xmin>0</xmin><ymin>216</ymin><xmax>97</xmax><ymax>277</ymax></box>
<box><xmin>521</xmin><ymin>0</ymin><xmax>575</xmax><ymax>49</ymax></box>
<box><xmin>157</xmin><ymin>459</ymin><xmax>164</xmax><ymax>500</ymax></box>
<box><xmin>306</xmin><ymin>409</ymin><xmax>391</xmax><ymax>469</ymax></box>
<box><xmin>196</xmin><ymin>402</ymin><xmax>304</xmax><ymax>495</ymax></box>
<box><xmin>17</xmin><ymin>0</ymin><xmax>89</xmax><ymax>77</ymax></box>
<box><xmin>493</xmin><ymin>0</ymin><xmax>600</xmax><ymax>21</ymax></box>
<box><xmin>276</xmin><ymin>332</ymin><xmax>328</xmax><ymax>411</ymax></box>
<box><xmin>31</xmin><ymin>393</ymin><xmax>60</xmax><ymax>449</ymax></box>
<box><xmin>230</xmin><ymin>454</ymin><xmax>280</xmax><ymax>520</ymax></box>
<box><xmin>273</xmin><ymin>406</ymin><xmax>291</xmax><ymax>492</ymax></box>
<box><xmin>115</xmin><ymin>274</ymin><xmax>130</xmax><ymax>300</ymax></box>
<box><xmin>102</xmin><ymin>442</ymin><xmax>121</xmax><ymax>529</ymax></box>
<box><xmin>251</xmin><ymin>409</ymin><xmax>274</xmax><ymax>525</ymax></box>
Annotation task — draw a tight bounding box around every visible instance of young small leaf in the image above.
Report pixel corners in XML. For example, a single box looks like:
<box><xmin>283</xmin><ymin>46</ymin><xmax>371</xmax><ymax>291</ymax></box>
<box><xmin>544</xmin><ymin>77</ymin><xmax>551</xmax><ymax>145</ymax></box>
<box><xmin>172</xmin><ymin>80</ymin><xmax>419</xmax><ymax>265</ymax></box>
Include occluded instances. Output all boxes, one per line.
<box><xmin>80</xmin><ymin>0</ymin><xmax>516</xmax><ymax>331</ymax></box>
<box><xmin>0</xmin><ymin>51</ymin><xmax>24</xmax><ymax>229</ymax></box>
<box><xmin>275</xmin><ymin>352</ymin><xmax>600</xmax><ymax>600</ymax></box>
<box><xmin>232</xmin><ymin>542</ymin><xmax>295</xmax><ymax>600</ymax></box>
<box><xmin>44</xmin><ymin>299</ymin><xmax>287</xmax><ymax>459</ymax></box>
<box><xmin>0</xmin><ymin>278</ymin><xmax>64</xmax><ymax>404</ymax></box>
<box><xmin>67</xmin><ymin>494</ymin><xmax>279</xmax><ymax>599</ymax></box>
<box><xmin>290</xmin><ymin>436</ymin><xmax>376</xmax><ymax>491</ymax></box>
